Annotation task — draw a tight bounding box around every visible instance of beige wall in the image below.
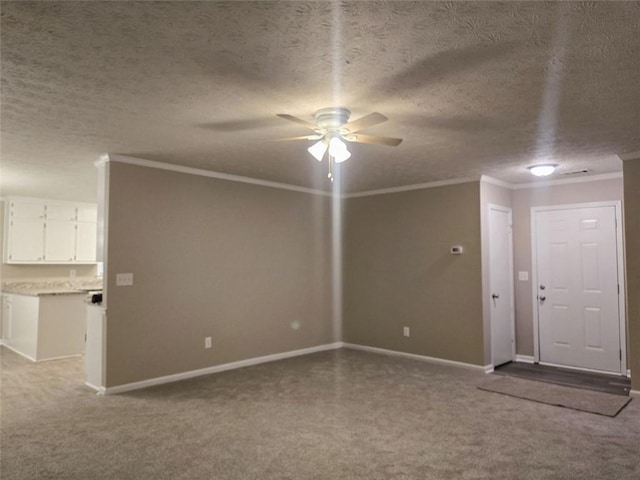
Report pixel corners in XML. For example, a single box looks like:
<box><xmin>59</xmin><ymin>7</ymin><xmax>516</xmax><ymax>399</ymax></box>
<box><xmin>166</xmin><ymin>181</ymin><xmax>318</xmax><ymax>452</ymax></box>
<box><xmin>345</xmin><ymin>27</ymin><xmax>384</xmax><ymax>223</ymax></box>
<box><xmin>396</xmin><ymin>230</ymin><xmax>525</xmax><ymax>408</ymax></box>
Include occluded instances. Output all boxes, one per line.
<box><xmin>104</xmin><ymin>162</ymin><xmax>334</xmax><ymax>387</ymax></box>
<box><xmin>511</xmin><ymin>178</ymin><xmax>624</xmax><ymax>356</ymax></box>
<box><xmin>0</xmin><ymin>200</ymin><xmax>97</xmax><ymax>280</ymax></box>
<box><xmin>343</xmin><ymin>182</ymin><xmax>485</xmax><ymax>366</ymax></box>
<box><xmin>480</xmin><ymin>180</ymin><xmax>513</xmax><ymax>365</ymax></box>
<box><xmin>623</xmin><ymin>160</ymin><xmax>640</xmax><ymax>390</ymax></box>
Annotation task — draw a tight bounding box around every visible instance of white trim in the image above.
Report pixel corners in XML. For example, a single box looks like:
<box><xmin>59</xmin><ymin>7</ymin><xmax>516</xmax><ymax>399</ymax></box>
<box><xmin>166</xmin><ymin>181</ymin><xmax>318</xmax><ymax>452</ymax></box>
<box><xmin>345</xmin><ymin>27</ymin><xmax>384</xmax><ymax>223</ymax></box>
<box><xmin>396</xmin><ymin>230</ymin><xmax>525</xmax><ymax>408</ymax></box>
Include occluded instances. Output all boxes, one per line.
<box><xmin>513</xmin><ymin>172</ymin><xmax>622</xmax><ymax>190</ymax></box>
<box><xmin>627</xmin><ymin>369</ymin><xmax>631</xmax><ymax>378</ymax></box>
<box><xmin>343</xmin><ymin>343</ymin><xmax>486</xmax><ymax>372</ymax></box>
<box><xmin>94</xmin><ymin>154</ymin><xmax>110</xmax><ymax>167</ymax></box>
<box><xmin>101</xmin><ymin>154</ymin><xmax>334</xmax><ymax>198</ymax></box>
<box><xmin>619</xmin><ymin>150</ymin><xmax>640</xmax><ymax>161</ymax></box>
<box><xmin>531</xmin><ymin>201</ymin><xmax>627</xmax><ymax>375</ymax></box>
<box><xmin>484</xmin><ymin>364</ymin><xmax>495</xmax><ymax>374</ymax></box>
<box><xmin>480</xmin><ymin>175</ymin><xmax>513</xmax><ymax>189</ymax></box>
<box><xmin>84</xmin><ymin>382</ymin><xmax>106</xmax><ymax>395</ymax></box>
<box><xmin>515</xmin><ymin>354</ymin><xmax>535</xmax><ymax>364</ymax></box>
<box><xmin>103</xmin><ymin>342</ymin><xmax>343</xmax><ymax>395</ymax></box>
<box><xmin>97</xmin><ymin>154</ymin><xmax>623</xmax><ymax>199</ymax></box>
<box><xmin>1</xmin><ymin>343</ymin><xmax>36</xmax><ymax>362</ymax></box>
<box><xmin>1</xmin><ymin>343</ymin><xmax>83</xmax><ymax>363</ymax></box>
<box><xmin>342</xmin><ymin>177</ymin><xmax>478</xmax><ymax>199</ymax></box>
<box><xmin>630</xmin><ymin>390</ymin><xmax>640</xmax><ymax>397</ymax></box>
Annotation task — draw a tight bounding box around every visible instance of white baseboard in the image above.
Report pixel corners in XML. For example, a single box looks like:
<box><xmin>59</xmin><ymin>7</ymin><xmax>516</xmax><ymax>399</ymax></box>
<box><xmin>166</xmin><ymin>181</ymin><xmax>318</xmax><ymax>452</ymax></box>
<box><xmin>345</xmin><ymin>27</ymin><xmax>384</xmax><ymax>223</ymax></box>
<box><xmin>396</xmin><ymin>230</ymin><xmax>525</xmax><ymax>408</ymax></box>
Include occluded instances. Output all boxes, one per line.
<box><xmin>104</xmin><ymin>342</ymin><xmax>344</xmax><ymax>395</ymax></box>
<box><xmin>343</xmin><ymin>343</ymin><xmax>486</xmax><ymax>372</ymax></box>
<box><xmin>630</xmin><ymin>390</ymin><xmax>640</xmax><ymax>397</ymax></box>
<box><xmin>484</xmin><ymin>364</ymin><xmax>494</xmax><ymax>374</ymax></box>
<box><xmin>515</xmin><ymin>355</ymin><xmax>535</xmax><ymax>364</ymax></box>
<box><xmin>1</xmin><ymin>343</ymin><xmax>82</xmax><ymax>363</ymax></box>
<box><xmin>84</xmin><ymin>382</ymin><xmax>106</xmax><ymax>395</ymax></box>
<box><xmin>1</xmin><ymin>343</ymin><xmax>36</xmax><ymax>362</ymax></box>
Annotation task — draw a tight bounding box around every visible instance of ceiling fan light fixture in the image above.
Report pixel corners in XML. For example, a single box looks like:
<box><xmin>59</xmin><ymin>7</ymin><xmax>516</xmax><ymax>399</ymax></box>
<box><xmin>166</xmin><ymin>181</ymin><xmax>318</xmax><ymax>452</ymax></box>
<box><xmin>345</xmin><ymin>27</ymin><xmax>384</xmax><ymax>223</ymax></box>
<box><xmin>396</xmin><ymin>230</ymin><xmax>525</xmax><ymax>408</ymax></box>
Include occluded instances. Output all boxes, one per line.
<box><xmin>329</xmin><ymin>136</ymin><xmax>351</xmax><ymax>163</ymax></box>
<box><xmin>528</xmin><ymin>163</ymin><xmax>558</xmax><ymax>177</ymax></box>
<box><xmin>307</xmin><ymin>140</ymin><xmax>328</xmax><ymax>161</ymax></box>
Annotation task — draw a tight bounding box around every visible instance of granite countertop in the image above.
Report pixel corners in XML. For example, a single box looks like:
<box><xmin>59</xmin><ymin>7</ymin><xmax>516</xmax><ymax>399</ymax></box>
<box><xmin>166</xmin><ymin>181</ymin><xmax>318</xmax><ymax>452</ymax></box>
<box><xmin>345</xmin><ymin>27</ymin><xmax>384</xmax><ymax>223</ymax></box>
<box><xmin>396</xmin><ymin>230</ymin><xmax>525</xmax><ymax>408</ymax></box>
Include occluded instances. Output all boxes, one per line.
<box><xmin>1</xmin><ymin>277</ymin><xmax>103</xmax><ymax>297</ymax></box>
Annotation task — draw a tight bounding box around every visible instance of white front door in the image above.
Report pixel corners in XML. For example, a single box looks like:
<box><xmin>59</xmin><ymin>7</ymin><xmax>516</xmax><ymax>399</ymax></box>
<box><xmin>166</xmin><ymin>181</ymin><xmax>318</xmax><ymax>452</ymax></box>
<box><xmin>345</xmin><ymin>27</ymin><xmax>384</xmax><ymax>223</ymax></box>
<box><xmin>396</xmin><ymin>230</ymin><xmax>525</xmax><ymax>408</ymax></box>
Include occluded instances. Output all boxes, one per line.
<box><xmin>534</xmin><ymin>205</ymin><xmax>622</xmax><ymax>373</ymax></box>
<box><xmin>489</xmin><ymin>205</ymin><xmax>515</xmax><ymax>367</ymax></box>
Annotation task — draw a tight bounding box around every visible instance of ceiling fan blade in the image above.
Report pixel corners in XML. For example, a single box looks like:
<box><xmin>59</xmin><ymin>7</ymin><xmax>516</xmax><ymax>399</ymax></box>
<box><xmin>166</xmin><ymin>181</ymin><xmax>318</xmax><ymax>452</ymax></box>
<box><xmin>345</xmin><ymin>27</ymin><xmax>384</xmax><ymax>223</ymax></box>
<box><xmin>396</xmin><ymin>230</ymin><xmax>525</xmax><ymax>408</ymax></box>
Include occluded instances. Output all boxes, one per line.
<box><xmin>276</xmin><ymin>114</ymin><xmax>318</xmax><ymax>131</ymax></box>
<box><xmin>342</xmin><ymin>112</ymin><xmax>388</xmax><ymax>133</ymax></box>
<box><xmin>348</xmin><ymin>133</ymin><xmax>403</xmax><ymax>147</ymax></box>
<box><xmin>271</xmin><ymin>134</ymin><xmax>322</xmax><ymax>142</ymax></box>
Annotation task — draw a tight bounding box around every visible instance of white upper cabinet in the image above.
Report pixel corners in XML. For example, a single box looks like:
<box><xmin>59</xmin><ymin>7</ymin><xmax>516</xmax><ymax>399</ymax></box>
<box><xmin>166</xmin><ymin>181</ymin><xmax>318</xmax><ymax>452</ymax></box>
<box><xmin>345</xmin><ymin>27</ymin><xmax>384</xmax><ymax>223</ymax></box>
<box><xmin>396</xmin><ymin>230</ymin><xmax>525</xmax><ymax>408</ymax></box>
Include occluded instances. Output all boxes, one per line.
<box><xmin>44</xmin><ymin>221</ymin><xmax>76</xmax><ymax>262</ymax></box>
<box><xmin>4</xmin><ymin>197</ymin><xmax>98</xmax><ymax>264</ymax></box>
<box><xmin>75</xmin><ymin>222</ymin><xmax>97</xmax><ymax>262</ymax></box>
<box><xmin>11</xmin><ymin>199</ymin><xmax>45</xmax><ymax>219</ymax></box>
<box><xmin>77</xmin><ymin>205</ymin><xmax>98</xmax><ymax>223</ymax></box>
<box><xmin>46</xmin><ymin>204</ymin><xmax>77</xmax><ymax>221</ymax></box>
<box><xmin>6</xmin><ymin>217</ymin><xmax>45</xmax><ymax>262</ymax></box>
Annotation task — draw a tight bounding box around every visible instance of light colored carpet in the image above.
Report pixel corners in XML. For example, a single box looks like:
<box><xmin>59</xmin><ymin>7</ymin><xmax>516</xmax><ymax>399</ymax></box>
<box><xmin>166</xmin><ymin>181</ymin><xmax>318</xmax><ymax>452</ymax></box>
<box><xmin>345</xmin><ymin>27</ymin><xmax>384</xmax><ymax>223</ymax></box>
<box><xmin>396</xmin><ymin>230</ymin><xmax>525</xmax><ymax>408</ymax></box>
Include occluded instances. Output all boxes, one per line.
<box><xmin>478</xmin><ymin>375</ymin><xmax>632</xmax><ymax>417</ymax></box>
<box><xmin>2</xmin><ymin>346</ymin><xmax>640</xmax><ymax>479</ymax></box>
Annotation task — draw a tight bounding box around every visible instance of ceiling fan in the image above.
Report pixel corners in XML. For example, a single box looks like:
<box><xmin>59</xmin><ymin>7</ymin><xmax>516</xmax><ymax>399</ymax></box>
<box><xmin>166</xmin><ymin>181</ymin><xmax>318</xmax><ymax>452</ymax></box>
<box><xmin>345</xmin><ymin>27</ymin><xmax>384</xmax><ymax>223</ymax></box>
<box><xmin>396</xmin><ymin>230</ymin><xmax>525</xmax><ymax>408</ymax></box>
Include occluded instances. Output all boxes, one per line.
<box><xmin>276</xmin><ymin>107</ymin><xmax>402</xmax><ymax>181</ymax></box>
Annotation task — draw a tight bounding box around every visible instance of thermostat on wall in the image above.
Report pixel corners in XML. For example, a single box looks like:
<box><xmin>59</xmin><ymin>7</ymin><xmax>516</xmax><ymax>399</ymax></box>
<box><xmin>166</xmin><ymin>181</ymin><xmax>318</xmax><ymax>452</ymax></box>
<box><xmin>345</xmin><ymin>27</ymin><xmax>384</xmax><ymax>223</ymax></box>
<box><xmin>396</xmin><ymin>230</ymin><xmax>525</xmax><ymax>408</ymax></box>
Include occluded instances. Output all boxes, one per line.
<box><xmin>450</xmin><ymin>245</ymin><xmax>463</xmax><ymax>255</ymax></box>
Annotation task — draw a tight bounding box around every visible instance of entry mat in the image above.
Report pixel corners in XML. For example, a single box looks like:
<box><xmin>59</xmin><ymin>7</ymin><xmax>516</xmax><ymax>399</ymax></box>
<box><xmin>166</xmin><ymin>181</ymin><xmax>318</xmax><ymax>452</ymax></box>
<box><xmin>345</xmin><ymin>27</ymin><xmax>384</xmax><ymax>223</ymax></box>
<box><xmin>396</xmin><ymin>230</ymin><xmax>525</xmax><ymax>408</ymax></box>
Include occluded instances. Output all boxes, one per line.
<box><xmin>478</xmin><ymin>375</ymin><xmax>632</xmax><ymax>417</ymax></box>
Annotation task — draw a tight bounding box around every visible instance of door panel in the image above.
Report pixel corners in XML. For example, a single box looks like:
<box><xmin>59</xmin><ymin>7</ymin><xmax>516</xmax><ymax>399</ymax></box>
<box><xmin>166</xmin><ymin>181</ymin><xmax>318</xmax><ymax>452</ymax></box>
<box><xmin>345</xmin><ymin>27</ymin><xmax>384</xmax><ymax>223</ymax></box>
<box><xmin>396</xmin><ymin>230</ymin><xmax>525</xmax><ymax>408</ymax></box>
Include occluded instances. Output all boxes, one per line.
<box><xmin>489</xmin><ymin>206</ymin><xmax>514</xmax><ymax>367</ymax></box>
<box><xmin>535</xmin><ymin>206</ymin><xmax>621</xmax><ymax>373</ymax></box>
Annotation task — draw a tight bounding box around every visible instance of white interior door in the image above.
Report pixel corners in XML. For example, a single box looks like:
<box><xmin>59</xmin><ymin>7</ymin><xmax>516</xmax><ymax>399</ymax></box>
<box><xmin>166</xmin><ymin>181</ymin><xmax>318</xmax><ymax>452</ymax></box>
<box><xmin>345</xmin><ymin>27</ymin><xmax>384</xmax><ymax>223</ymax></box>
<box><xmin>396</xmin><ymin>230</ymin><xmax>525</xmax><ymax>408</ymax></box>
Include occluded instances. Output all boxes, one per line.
<box><xmin>534</xmin><ymin>205</ymin><xmax>622</xmax><ymax>373</ymax></box>
<box><xmin>489</xmin><ymin>205</ymin><xmax>515</xmax><ymax>367</ymax></box>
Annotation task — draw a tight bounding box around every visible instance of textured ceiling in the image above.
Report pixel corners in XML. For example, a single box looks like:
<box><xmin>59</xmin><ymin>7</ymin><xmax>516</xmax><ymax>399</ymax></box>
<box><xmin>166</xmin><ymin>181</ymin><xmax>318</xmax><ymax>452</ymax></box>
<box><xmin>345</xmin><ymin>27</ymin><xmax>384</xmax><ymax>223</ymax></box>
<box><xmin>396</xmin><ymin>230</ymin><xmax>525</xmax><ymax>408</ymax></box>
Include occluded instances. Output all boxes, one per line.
<box><xmin>1</xmin><ymin>1</ymin><xmax>639</xmax><ymax>200</ymax></box>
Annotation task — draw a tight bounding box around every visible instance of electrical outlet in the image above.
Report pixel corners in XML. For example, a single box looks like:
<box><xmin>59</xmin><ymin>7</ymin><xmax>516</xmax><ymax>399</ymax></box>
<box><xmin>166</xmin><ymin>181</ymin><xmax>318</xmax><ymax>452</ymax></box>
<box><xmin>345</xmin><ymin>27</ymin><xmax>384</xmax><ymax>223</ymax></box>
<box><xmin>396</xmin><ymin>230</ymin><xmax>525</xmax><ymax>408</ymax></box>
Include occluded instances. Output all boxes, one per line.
<box><xmin>69</xmin><ymin>269</ymin><xmax>76</xmax><ymax>278</ymax></box>
<box><xmin>116</xmin><ymin>273</ymin><xmax>134</xmax><ymax>286</ymax></box>
<box><xmin>205</xmin><ymin>336</ymin><xmax>212</xmax><ymax>349</ymax></box>
<box><xmin>403</xmin><ymin>326</ymin><xmax>410</xmax><ymax>337</ymax></box>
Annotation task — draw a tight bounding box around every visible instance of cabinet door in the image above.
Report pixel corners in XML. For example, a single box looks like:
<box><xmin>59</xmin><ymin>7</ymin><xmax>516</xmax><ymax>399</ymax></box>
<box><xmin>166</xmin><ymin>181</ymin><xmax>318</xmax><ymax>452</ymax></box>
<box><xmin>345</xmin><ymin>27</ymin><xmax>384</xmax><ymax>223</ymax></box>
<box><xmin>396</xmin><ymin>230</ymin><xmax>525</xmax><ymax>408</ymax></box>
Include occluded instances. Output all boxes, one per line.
<box><xmin>75</xmin><ymin>222</ymin><xmax>97</xmax><ymax>262</ymax></box>
<box><xmin>7</xmin><ymin>218</ymin><xmax>45</xmax><ymax>262</ymax></box>
<box><xmin>44</xmin><ymin>221</ymin><xmax>76</xmax><ymax>262</ymax></box>
<box><xmin>2</xmin><ymin>295</ymin><xmax>12</xmax><ymax>341</ymax></box>
<box><xmin>77</xmin><ymin>205</ymin><xmax>97</xmax><ymax>223</ymax></box>
<box><xmin>46</xmin><ymin>204</ymin><xmax>77</xmax><ymax>221</ymax></box>
<box><xmin>11</xmin><ymin>200</ymin><xmax>45</xmax><ymax>219</ymax></box>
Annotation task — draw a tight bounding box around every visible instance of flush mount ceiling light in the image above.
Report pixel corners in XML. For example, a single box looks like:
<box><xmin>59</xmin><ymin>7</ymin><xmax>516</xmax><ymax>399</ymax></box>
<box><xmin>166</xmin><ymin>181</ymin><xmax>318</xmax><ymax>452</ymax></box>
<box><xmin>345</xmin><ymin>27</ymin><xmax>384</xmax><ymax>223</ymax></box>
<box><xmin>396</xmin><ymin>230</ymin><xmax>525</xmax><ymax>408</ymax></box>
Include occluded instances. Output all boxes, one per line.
<box><xmin>277</xmin><ymin>107</ymin><xmax>402</xmax><ymax>182</ymax></box>
<box><xmin>528</xmin><ymin>163</ymin><xmax>558</xmax><ymax>177</ymax></box>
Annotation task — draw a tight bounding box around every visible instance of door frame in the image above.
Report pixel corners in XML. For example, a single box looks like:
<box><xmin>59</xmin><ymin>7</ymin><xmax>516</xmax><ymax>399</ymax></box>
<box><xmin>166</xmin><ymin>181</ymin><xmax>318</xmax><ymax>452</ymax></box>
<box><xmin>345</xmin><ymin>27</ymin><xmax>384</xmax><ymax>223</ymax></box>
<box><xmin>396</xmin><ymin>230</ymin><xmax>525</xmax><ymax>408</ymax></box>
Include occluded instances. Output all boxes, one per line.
<box><xmin>488</xmin><ymin>204</ymin><xmax>516</xmax><ymax>366</ymax></box>
<box><xmin>530</xmin><ymin>201</ymin><xmax>627</xmax><ymax>375</ymax></box>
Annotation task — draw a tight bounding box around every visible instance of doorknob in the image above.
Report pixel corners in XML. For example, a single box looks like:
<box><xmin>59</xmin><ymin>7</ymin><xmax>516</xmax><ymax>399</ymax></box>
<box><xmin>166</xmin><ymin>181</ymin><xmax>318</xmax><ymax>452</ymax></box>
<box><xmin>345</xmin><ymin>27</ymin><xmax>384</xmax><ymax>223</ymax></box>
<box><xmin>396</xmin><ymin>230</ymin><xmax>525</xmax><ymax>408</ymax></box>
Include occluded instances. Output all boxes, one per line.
<box><xmin>539</xmin><ymin>295</ymin><xmax>546</xmax><ymax>302</ymax></box>
<box><xmin>540</xmin><ymin>285</ymin><xmax>546</xmax><ymax>290</ymax></box>
<box><xmin>492</xmin><ymin>293</ymin><xmax>500</xmax><ymax>299</ymax></box>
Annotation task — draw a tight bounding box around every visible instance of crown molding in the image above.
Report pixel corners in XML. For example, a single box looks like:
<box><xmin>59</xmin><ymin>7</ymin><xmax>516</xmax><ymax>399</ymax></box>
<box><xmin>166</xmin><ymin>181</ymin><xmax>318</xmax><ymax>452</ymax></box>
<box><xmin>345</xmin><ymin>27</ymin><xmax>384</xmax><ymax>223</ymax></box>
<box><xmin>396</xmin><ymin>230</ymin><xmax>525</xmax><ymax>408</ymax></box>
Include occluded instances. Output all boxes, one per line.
<box><xmin>512</xmin><ymin>171</ymin><xmax>623</xmax><ymax>190</ymax></box>
<box><xmin>342</xmin><ymin>177</ymin><xmax>479</xmax><ymax>199</ymax></box>
<box><xmin>619</xmin><ymin>151</ymin><xmax>640</xmax><ymax>161</ymax></box>
<box><xmin>480</xmin><ymin>175</ymin><xmax>513</xmax><ymax>189</ymax></box>
<box><xmin>96</xmin><ymin>154</ymin><xmax>334</xmax><ymax>197</ymax></box>
<box><xmin>94</xmin><ymin>154</ymin><xmax>624</xmax><ymax>199</ymax></box>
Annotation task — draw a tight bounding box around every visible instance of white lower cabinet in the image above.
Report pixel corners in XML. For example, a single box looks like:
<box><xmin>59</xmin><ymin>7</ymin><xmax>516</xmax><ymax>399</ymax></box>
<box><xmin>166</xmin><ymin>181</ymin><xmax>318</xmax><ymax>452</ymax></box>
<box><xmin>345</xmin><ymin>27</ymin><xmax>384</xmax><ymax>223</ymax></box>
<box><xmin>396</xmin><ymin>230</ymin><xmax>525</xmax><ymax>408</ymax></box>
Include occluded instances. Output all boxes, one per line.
<box><xmin>1</xmin><ymin>293</ymin><xmax>87</xmax><ymax>361</ymax></box>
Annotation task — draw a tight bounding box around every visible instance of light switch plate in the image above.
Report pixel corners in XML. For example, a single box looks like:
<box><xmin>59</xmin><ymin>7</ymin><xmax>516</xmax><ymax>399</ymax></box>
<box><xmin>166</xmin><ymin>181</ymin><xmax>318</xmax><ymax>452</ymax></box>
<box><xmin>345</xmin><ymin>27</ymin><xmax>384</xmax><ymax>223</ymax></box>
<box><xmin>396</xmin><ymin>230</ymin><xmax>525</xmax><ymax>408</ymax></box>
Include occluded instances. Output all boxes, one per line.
<box><xmin>518</xmin><ymin>271</ymin><xmax>529</xmax><ymax>281</ymax></box>
<box><xmin>116</xmin><ymin>273</ymin><xmax>134</xmax><ymax>286</ymax></box>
